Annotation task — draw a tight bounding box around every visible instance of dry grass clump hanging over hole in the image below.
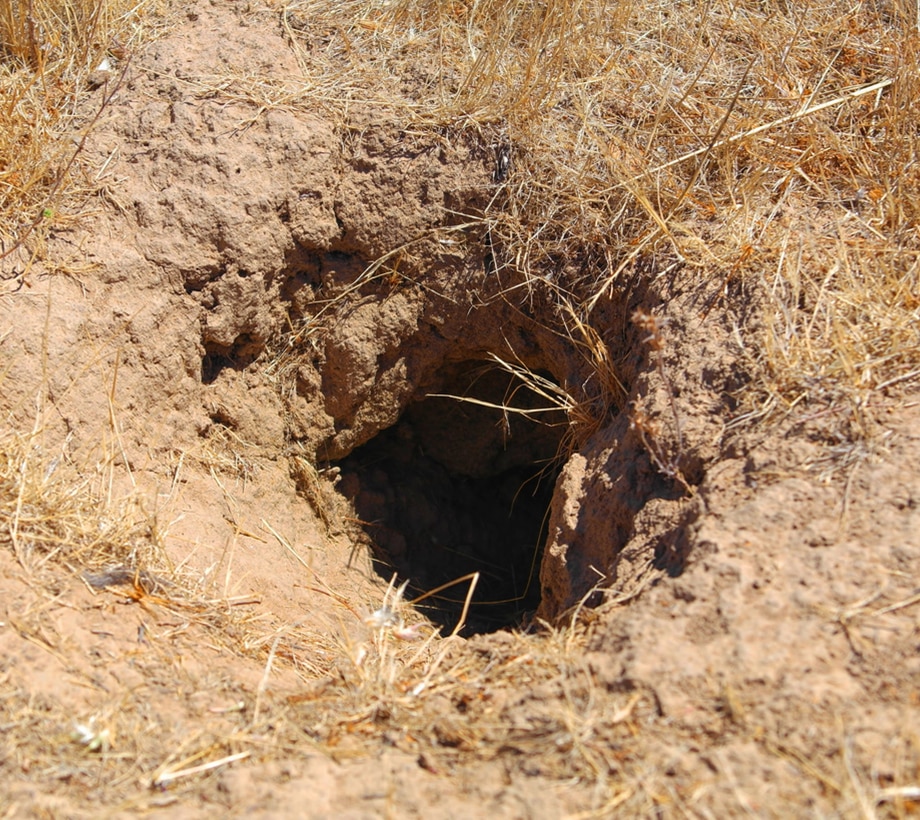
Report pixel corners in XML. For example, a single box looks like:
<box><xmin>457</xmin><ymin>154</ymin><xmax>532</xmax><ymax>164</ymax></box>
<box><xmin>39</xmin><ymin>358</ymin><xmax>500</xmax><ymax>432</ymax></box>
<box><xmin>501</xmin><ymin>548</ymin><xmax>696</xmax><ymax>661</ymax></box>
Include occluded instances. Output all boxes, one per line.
<box><xmin>283</xmin><ymin>0</ymin><xmax>919</xmax><ymax>419</ymax></box>
<box><xmin>0</xmin><ymin>0</ymin><xmax>164</xmax><ymax>261</ymax></box>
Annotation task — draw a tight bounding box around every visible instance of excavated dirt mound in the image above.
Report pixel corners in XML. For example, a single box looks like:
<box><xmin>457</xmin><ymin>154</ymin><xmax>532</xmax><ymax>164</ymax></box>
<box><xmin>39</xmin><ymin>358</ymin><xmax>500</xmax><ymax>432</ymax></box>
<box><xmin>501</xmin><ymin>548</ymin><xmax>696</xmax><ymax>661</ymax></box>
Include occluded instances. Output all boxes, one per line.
<box><xmin>1</xmin><ymin>2</ymin><xmax>918</xmax><ymax>817</ymax></box>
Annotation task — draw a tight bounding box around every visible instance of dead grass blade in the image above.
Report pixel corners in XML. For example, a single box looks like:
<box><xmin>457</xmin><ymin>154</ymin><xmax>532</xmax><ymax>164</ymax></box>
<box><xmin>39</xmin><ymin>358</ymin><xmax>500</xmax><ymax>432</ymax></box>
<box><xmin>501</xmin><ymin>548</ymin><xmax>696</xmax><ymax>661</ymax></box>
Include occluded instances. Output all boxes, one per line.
<box><xmin>634</xmin><ymin>78</ymin><xmax>894</xmax><ymax>183</ymax></box>
<box><xmin>152</xmin><ymin>750</ymin><xmax>252</xmax><ymax>788</ymax></box>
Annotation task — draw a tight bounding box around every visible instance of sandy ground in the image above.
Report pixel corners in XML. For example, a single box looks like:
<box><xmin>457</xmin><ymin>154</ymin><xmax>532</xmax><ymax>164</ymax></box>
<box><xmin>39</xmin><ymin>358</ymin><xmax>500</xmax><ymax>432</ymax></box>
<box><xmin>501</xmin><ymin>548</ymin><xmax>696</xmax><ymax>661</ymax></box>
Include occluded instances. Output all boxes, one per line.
<box><xmin>1</xmin><ymin>2</ymin><xmax>918</xmax><ymax>817</ymax></box>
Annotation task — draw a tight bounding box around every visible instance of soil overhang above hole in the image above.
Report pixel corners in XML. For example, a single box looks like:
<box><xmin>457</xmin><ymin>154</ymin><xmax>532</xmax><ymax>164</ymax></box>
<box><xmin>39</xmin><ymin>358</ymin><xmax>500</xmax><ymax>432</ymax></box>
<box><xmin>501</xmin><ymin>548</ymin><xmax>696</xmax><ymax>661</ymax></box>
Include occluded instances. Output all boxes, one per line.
<box><xmin>336</xmin><ymin>359</ymin><xmax>569</xmax><ymax>634</ymax></box>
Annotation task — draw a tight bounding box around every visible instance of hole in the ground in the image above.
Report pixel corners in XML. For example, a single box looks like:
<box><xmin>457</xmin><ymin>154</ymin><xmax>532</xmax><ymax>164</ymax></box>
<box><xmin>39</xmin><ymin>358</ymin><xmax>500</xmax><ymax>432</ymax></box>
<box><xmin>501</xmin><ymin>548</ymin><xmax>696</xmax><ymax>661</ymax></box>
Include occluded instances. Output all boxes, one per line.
<box><xmin>202</xmin><ymin>349</ymin><xmax>234</xmax><ymax>384</ymax></box>
<box><xmin>337</xmin><ymin>359</ymin><xmax>568</xmax><ymax>634</ymax></box>
<box><xmin>201</xmin><ymin>335</ymin><xmax>262</xmax><ymax>384</ymax></box>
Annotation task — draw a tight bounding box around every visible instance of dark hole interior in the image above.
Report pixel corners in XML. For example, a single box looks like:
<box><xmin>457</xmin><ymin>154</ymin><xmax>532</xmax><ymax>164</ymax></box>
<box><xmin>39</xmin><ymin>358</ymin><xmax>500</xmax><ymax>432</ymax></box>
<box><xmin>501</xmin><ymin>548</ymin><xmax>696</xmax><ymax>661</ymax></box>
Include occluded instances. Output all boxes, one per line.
<box><xmin>202</xmin><ymin>335</ymin><xmax>262</xmax><ymax>384</ymax></box>
<box><xmin>337</xmin><ymin>360</ymin><xmax>568</xmax><ymax>634</ymax></box>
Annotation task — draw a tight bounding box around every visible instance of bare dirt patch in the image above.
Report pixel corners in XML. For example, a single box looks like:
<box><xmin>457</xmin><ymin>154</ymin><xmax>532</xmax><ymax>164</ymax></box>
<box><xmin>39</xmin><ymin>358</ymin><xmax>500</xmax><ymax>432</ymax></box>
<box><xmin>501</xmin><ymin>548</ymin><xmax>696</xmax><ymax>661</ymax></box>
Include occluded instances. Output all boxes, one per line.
<box><xmin>1</xmin><ymin>1</ymin><xmax>919</xmax><ymax>817</ymax></box>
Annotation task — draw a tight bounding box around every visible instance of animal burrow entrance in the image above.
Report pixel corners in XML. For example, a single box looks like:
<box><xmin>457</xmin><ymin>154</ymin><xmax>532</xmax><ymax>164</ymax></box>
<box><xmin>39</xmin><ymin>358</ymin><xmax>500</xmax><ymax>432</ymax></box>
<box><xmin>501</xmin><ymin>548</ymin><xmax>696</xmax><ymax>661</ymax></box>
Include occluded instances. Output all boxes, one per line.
<box><xmin>336</xmin><ymin>359</ymin><xmax>569</xmax><ymax>634</ymax></box>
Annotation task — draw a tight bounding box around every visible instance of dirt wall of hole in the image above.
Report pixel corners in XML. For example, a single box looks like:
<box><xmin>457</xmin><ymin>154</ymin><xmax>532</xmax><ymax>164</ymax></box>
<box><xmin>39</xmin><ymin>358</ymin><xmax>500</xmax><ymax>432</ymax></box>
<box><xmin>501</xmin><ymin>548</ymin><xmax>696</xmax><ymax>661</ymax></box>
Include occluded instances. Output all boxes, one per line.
<box><xmin>278</xmin><ymin>226</ymin><xmax>740</xmax><ymax>624</ymax></box>
<box><xmin>289</xmin><ymin>242</ymin><xmax>739</xmax><ymax>623</ymax></box>
<box><xmin>299</xmin><ymin>257</ymin><xmax>628</xmax><ymax>626</ymax></box>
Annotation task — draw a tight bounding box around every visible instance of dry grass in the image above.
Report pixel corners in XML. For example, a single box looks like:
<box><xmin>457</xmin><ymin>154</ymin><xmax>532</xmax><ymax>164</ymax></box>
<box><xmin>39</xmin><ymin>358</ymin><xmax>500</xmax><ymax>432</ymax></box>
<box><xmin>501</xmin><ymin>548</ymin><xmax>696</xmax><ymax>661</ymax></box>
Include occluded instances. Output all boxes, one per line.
<box><xmin>280</xmin><ymin>0</ymin><xmax>919</xmax><ymax>424</ymax></box>
<box><xmin>278</xmin><ymin>599</ymin><xmax>642</xmax><ymax>793</ymax></box>
<box><xmin>0</xmin><ymin>425</ymin><xmax>163</xmax><ymax>572</ymax></box>
<box><xmin>0</xmin><ymin>0</ymin><xmax>167</xmax><ymax>264</ymax></box>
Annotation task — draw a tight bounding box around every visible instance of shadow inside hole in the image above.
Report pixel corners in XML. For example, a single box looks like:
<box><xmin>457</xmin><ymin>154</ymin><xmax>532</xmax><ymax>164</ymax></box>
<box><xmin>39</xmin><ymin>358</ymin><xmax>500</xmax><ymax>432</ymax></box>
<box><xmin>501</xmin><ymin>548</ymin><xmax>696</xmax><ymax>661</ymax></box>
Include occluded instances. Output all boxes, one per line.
<box><xmin>201</xmin><ymin>335</ymin><xmax>262</xmax><ymax>384</ymax></box>
<box><xmin>336</xmin><ymin>361</ymin><xmax>567</xmax><ymax>634</ymax></box>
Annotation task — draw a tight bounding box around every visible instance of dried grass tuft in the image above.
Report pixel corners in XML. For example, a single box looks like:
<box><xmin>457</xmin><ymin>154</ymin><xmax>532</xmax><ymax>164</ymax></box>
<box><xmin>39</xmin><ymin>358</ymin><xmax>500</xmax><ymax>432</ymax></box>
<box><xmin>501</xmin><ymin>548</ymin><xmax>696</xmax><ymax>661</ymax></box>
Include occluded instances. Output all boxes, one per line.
<box><xmin>0</xmin><ymin>425</ymin><xmax>164</xmax><ymax>572</ymax></box>
<box><xmin>0</xmin><ymin>0</ymin><xmax>167</xmax><ymax>264</ymax></box>
<box><xmin>276</xmin><ymin>578</ymin><xmax>640</xmax><ymax>797</ymax></box>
